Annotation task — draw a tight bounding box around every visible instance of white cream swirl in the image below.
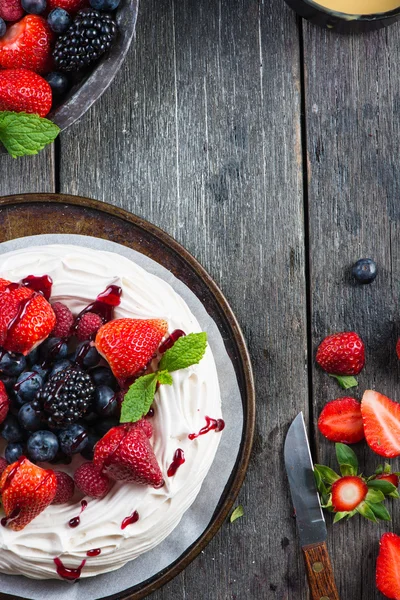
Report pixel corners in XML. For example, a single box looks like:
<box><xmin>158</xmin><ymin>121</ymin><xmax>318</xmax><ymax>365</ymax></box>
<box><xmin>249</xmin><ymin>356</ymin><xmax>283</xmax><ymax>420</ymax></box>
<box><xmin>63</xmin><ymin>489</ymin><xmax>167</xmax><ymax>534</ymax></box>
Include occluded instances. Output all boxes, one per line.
<box><xmin>0</xmin><ymin>245</ymin><xmax>223</xmax><ymax>580</ymax></box>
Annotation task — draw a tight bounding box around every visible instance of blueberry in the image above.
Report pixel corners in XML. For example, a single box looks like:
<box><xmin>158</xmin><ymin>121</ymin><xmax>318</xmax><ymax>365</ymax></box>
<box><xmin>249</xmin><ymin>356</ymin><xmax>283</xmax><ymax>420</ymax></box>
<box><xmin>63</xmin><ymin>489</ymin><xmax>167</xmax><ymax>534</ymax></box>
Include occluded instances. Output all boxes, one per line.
<box><xmin>80</xmin><ymin>431</ymin><xmax>101</xmax><ymax>460</ymax></box>
<box><xmin>49</xmin><ymin>359</ymin><xmax>72</xmax><ymax>378</ymax></box>
<box><xmin>31</xmin><ymin>364</ymin><xmax>49</xmax><ymax>380</ymax></box>
<box><xmin>0</xmin><ymin>353</ymin><xmax>27</xmax><ymax>377</ymax></box>
<box><xmin>72</xmin><ymin>342</ymin><xmax>101</xmax><ymax>369</ymax></box>
<box><xmin>90</xmin><ymin>366</ymin><xmax>117</xmax><ymax>389</ymax></box>
<box><xmin>0</xmin><ymin>18</ymin><xmax>6</xmax><ymax>39</ymax></box>
<box><xmin>94</xmin><ymin>385</ymin><xmax>117</xmax><ymax>417</ymax></box>
<box><xmin>27</xmin><ymin>431</ymin><xmax>59</xmax><ymax>462</ymax></box>
<box><xmin>352</xmin><ymin>258</ymin><xmax>377</xmax><ymax>284</ymax></box>
<box><xmin>45</xmin><ymin>71</ymin><xmax>70</xmax><ymax>99</ymax></box>
<box><xmin>12</xmin><ymin>394</ymin><xmax>29</xmax><ymax>411</ymax></box>
<box><xmin>47</xmin><ymin>8</ymin><xmax>71</xmax><ymax>33</ymax></box>
<box><xmin>18</xmin><ymin>402</ymin><xmax>43</xmax><ymax>432</ymax></box>
<box><xmin>21</xmin><ymin>0</ymin><xmax>46</xmax><ymax>13</ymax></box>
<box><xmin>58</xmin><ymin>423</ymin><xmax>88</xmax><ymax>455</ymax></box>
<box><xmin>27</xmin><ymin>346</ymin><xmax>40</xmax><ymax>367</ymax></box>
<box><xmin>83</xmin><ymin>411</ymin><xmax>99</xmax><ymax>424</ymax></box>
<box><xmin>94</xmin><ymin>417</ymin><xmax>118</xmax><ymax>438</ymax></box>
<box><xmin>40</xmin><ymin>338</ymin><xmax>68</xmax><ymax>363</ymax></box>
<box><xmin>15</xmin><ymin>371</ymin><xmax>43</xmax><ymax>402</ymax></box>
<box><xmin>5</xmin><ymin>442</ymin><xmax>24</xmax><ymax>464</ymax></box>
<box><xmin>1</xmin><ymin>414</ymin><xmax>24</xmax><ymax>443</ymax></box>
<box><xmin>89</xmin><ymin>0</ymin><xmax>120</xmax><ymax>10</ymax></box>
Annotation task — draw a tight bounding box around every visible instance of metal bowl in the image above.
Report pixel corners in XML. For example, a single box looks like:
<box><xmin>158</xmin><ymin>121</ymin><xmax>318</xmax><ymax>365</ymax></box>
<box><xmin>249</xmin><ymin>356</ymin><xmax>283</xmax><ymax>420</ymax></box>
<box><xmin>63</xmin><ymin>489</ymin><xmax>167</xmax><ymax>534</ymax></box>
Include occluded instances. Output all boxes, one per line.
<box><xmin>49</xmin><ymin>0</ymin><xmax>138</xmax><ymax>131</ymax></box>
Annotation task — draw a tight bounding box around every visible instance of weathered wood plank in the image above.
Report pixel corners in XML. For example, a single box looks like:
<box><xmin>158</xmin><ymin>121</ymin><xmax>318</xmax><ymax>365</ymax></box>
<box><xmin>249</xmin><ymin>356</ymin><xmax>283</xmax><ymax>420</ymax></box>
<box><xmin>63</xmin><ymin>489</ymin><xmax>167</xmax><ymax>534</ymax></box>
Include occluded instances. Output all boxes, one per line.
<box><xmin>60</xmin><ymin>0</ymin><xmax>307</xmax><ymax>597</ymax></box>
<box><xmin>0</xmin><ymin>149</ymin><xmax>55</xmax><ymax>197</ymax></box>
<box><xmin>303</xmin><ymin>20</ymin><xmax>400</xmax><ymax>600</ymax></box>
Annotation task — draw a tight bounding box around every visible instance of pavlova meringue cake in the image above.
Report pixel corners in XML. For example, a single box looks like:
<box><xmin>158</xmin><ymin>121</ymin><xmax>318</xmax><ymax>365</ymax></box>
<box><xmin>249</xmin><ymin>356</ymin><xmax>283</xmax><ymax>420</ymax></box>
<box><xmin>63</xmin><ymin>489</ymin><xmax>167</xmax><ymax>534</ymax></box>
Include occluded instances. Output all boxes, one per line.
<box><xmin>0</xmin><ymin>244</ymin><xmax>224</xmax><ymax>581</ymax></box>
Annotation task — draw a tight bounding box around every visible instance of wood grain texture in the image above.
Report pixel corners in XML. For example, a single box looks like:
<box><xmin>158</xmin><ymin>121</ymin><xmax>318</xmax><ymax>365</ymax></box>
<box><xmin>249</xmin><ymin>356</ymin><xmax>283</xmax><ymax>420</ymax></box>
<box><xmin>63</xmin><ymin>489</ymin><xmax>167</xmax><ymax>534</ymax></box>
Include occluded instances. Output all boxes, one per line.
<box><xmin>60</xmin><ymin>0</ymin><xmax>307</xmax><ymax>598</ymax></box>
<box><xmin>303</xmin><ymin>542</ymin><xmax>339</xmax><ymax>600</ymax></box>
<box><xmin>0</xmin><ymin>149</ymin><xmax>55</xmax><ymax>197</ymax></box>
<box><xmin>303</xmin><ymin>20</ymin><xmax>400</xmax><ymax>600</ymax></box>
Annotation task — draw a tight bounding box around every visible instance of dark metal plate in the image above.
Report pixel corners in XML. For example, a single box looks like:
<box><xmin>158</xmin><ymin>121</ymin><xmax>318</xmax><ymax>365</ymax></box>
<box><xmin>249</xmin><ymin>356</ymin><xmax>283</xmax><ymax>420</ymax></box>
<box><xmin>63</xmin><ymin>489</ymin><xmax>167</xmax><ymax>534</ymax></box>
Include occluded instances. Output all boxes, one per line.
<box><xmin>0</xmin><ymin>193</ymin><xmax>255</xmax><ymax>600</ymax></box>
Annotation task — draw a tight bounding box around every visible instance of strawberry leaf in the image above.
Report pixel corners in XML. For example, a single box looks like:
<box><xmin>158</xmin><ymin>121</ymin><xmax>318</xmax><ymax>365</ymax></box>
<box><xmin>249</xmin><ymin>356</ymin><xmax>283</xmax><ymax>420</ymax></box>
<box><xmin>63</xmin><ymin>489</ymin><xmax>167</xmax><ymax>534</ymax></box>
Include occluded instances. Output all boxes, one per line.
<box><xmin>368</xmin><ymin>479</ymin><xmax>397</xmax><ymax>496</ymax></box>
<box><xmin>369</xmin><ymin>503</ymin><xmax>391</xmax><ymax>521</ymax></box>
<box><xmin>314</xmin><ymin>465</ymin><xmax>340</xmax><ymax>485</ymax></box>
<box><xmin>366</xmin><ymin>489</ymin><xmax>385</xmax><ymax>504</ymax></box>
<box><xmin>340</xmin><ymin>464</ymin><xmax>357</xmax><ymax>477</ymax></box>
<box><xmin>159</xmin><ymin>332</ymin><xmax>207</xmax><ymax>372</ymax></box>
<box><xmin>356</xmin><ymin>501</ymin><xmax>378</xmax><ymax>522</ymax></box>
<box><xmin>120</xmin><ymin>373</ymin><xmax>157</xmax><ymax>424</ymax></box>
<box><xmin>329</xmin><ymin>374</ymin><xmax>358</xmax><ymax>389</ymax></box>
<box><xmin>156</xmin><ymin>370</ymin><xmax>173</xmax><ymax>385</ymax></box>
<box><xmin>230</xmin><ymin>505</ymin><xmax>244</xmax><ymax>523</ymax></box>
<box><xmin>0</xmin><ymin>111</ymin><xmax>60</xmax><ymax>158</ymax></box>
<box><xmin>333</xmin><ymin>511</ymin><xmax>348</xmax><ymax>523</ymax></box>
<box><xmin>314</xmin><ymin>469</ymin><xmax>328</xmax><ymax>495</ymax></box>
<box><xmin>335</xmin><ymin>443</ymin><xmax>358</xmax><ymax>473</ymax></box>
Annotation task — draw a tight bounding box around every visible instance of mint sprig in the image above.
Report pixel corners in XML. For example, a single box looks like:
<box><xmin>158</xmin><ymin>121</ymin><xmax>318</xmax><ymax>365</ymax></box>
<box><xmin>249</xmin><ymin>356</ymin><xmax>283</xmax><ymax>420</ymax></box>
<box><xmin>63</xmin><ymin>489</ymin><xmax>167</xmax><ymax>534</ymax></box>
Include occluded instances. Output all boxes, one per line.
<box><xmin>120</xmin><ymin>332</ymin><xmax>207</xmax><ymax>424</ymax></box>
<box><xmin>0</xmin><ymin>111</ymin><xmax>60</xmax><ymax>158</ymax></box>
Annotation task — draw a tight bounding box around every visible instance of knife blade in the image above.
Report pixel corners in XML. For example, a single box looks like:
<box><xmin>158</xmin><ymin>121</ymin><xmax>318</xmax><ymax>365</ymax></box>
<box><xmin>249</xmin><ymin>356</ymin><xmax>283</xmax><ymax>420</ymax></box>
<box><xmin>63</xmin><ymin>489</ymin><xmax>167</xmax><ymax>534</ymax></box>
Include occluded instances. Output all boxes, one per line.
<box><xmin>284</xmin><ymin>412</ymin><xmax>340</xmax><ymax>600</ymax></box>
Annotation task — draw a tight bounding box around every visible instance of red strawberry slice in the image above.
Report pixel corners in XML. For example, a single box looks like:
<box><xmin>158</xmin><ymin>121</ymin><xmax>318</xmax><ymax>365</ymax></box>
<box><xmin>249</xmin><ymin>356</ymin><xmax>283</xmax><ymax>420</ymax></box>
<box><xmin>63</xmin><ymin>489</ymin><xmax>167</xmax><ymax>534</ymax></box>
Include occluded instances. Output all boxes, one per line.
<box><xmin>376</xmin><ymin>474</ymin><xmax>400</xmax><ymax>488</ymax></box>
<box><xmin>0</xmin><ymin>15</ymin><xmax>55</xmax><ymax>74</ymax></box>
<box><xmin>47</xmin><ymin>0</ymin><xmax>88</xmax><ymax>13</ymax></box>
<box><xmin>0</xmin><ymin>381</ymin><xmax>10</xmax><ymax>424</ymax></box>
<box><xmin>0</xmin><ymin>284</ymin><xmax>56</xmax><ymax>355</ymax></box>
<box><xmin>0</xmin><ymin>69</ymin><xmax>52</xmax><ymax>118</ymax></box>
<box><xmin>95</xmin><ymin>318</ymin><xmax>168</xmax><ymax>380</ymax></box>
<box><xmin>93</xmin><ymin>422</ymin><xmax>163</xmax><ymax>487</ymax></box>
<box><xmin>361</xmin><ymin>390</ymin><xmax>400</xmax><ymax>458</ymax></box>
<box><xmin>331</xmin><ymin>475</ymin><xmax>368</xmax><ymax>512</ymax></box>
<box><xmin>318</xmin><ymin>397</ymin><xmax>364</xmax><ymax>444</ymax></box>
<box><xmin>376</xmin><ymin>533</ymin><xmax>400</xmax><ymax>600</ymax></box>
<box><xmin>0</xmin><ymin>0</ymin><xmax>24</xmax><ymax>22</ymax></box>
<box><xmin>0</xmin><ymin>457</ymin><xmax>57</xmax><ymax>531</ymax></box>
<box><xmin>316</xmin><ymin>332</ymin><xmax>365</xmax><ymax>375</ymax></box>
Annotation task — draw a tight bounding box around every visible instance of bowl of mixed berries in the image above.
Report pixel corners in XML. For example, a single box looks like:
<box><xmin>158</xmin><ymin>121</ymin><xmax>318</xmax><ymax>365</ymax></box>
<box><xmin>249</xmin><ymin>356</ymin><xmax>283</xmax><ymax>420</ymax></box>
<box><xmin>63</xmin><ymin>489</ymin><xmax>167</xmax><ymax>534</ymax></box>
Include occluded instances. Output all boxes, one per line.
<box><xmin>0</xmin><ymin>0</ymin><xmax>138</xmax><ymax>156</ymax></box>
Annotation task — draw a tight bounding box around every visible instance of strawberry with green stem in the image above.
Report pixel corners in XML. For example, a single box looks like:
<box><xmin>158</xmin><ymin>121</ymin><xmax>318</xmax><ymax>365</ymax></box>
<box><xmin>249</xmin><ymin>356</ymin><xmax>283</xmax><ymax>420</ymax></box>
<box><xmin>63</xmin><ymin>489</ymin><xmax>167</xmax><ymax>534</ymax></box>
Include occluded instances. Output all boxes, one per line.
<box><xmin>314</xmin><ymin>443</ymin><xmax>398</xmax><ymax>523</ymax></box>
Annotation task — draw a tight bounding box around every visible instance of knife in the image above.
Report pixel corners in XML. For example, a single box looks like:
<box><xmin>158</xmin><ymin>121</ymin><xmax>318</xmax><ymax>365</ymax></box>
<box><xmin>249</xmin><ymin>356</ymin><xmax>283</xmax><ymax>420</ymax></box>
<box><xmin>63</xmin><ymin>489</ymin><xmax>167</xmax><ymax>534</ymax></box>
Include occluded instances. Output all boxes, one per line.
<box><xmin>284</xmin><ymin>412</ymin><xmax>340</xmax><ymax>600</ymax></box>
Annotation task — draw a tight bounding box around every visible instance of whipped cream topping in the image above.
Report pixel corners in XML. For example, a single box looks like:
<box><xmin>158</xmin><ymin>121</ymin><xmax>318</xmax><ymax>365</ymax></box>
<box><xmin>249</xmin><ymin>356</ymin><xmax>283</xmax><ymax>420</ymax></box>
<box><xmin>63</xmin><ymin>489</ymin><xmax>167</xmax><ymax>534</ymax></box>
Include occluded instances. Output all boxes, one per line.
<box><xmin>0</xmin><ymin>245</ymin><xmax>223</xmax><ymax>580</ymax></box>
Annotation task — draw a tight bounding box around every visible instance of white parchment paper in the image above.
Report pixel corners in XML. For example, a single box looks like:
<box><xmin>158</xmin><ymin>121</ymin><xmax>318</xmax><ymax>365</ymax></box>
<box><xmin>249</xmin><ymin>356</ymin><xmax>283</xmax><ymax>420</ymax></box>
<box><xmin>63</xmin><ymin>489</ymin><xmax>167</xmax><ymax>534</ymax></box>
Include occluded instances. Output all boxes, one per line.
<box><xmin>0</xmin><ymin>234</ymin><xmax>244</xmax><ymax>600</ymax></box>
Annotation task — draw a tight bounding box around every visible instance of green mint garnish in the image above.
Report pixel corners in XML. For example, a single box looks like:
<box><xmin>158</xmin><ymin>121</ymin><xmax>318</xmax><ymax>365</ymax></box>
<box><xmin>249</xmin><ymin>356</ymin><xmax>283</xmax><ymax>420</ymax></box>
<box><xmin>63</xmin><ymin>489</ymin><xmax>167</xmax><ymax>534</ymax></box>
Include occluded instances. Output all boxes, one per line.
<box><xmin>230</xmin><ymin>505</ymin><xmax>244</xmax><ymax>523</ymax></box>
<box><xmin>329</xmin><ymin>374</ymin><xmax>358</xmax><ymax>390</ymax></box>
<box><xmin>0</xmin><ymin>111</ymin><xmax>60</xmax><ymax>158</ymax></box>
<box><xmin>120</xmin><ymin>332</ymin><xmax>208</xmax><ymax>424</ymax></box>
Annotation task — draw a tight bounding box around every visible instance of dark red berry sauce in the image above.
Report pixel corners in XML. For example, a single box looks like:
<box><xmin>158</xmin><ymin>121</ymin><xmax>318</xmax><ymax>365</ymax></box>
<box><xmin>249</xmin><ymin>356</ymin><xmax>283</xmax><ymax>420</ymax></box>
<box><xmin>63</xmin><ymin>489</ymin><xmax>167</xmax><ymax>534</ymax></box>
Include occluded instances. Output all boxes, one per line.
<box><xmin>167</xmin><ymin>449</ymin><xmax>185</xmax><ymax>477</ymax></box>
<box><xmin>54</xmin><ymin>557</ymin><xmax>86</xmax><ymax>581</ymax></box>
<box><xmin>159</xmin><ymin>329</ymin><xmax>186</xmax><ymax>354</ymax></box>
<box><xmin>86</xmin><ymin>548</ymin><xmax>101</xmax><ymax>557</ymax></box>
<box><xmin>121</xmin><ymin>510</ymin><xmax>139</xmax><ymax>530</ymax></box>
<box><xmin>21</xmin><ymin>275</ymin><xmax>53</xmax><ymax>300</ymax></box>
<box><xmin>188</xmin><ymin>416</ymin><xmax>225</xmax><ymax>440</ymax></box>
<box><xmin>71</xmin><ymin>285</ymin><xmax>122</xmax><ymax>335</ymax></box>
<box><xmin>68</xmin><ymin>500</ymin><xmax>88</xmax><ymax>528</ymax></box>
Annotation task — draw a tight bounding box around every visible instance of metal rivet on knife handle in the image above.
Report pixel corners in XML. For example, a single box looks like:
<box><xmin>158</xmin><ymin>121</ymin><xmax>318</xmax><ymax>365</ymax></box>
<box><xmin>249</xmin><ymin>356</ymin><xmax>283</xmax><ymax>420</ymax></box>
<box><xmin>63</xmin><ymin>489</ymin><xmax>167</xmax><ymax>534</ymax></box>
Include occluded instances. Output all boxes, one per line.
<box><xmin>312</xmin><ymin>562</ymin><xmax>324</xmax><ymax>573</ymax></box>
<box><xmin>320</xmin><ymin>597</ymin><xmax>330</xmax><ymax>600</ymax></box>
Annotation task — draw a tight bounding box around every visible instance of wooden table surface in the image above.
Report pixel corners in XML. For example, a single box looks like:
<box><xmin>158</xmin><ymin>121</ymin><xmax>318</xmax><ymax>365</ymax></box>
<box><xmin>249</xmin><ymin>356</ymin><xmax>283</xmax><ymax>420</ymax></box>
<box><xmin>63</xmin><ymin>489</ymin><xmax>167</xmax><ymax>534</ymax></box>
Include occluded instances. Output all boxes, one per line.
<box><xmin>1</xmin><ymin>1</ymin><xmax>399</xmax><ymax>598</ymax></box>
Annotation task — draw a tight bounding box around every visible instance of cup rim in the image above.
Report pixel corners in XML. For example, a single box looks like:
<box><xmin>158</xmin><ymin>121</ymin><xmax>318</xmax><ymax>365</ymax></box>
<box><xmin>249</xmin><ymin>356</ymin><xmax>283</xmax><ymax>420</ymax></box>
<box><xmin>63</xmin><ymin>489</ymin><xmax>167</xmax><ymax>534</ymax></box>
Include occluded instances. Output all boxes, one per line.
<box><xmin>302</xmin><ymin>0</ymin><xmax>400</xmax><ymax>20</ymax></box>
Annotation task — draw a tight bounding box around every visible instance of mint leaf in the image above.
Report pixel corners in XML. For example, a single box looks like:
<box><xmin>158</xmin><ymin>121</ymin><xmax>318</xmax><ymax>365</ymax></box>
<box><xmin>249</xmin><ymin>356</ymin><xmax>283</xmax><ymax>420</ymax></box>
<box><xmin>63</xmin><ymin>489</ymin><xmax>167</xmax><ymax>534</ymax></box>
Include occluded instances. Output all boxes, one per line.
<box><xmin>0</xmin><ymin>111</ymin><xmax>60</xmax><ymax>158</ymax></box>
<box><xmin>329</xmin><ymin>374</ymin><xmax>358</xmax><ymax>390</ymax></box>
<box><xmin>157</xmin><ymin>370</ymin><xmax>173</xmax><ymax>385</ymax></box>
<box><xmin>159</xmin><ymin>332</ymin><xmax>207</xmax><ymax>372</ymax></box>
<box><xmin>120</xmin><ymin>373</ymin><xmax>157</xmax><ymax>424</ymax></box>
<box><xmin>230</xmin><ymin>505</ymin><xmax>244</xmax><ymax>523</ymax></box>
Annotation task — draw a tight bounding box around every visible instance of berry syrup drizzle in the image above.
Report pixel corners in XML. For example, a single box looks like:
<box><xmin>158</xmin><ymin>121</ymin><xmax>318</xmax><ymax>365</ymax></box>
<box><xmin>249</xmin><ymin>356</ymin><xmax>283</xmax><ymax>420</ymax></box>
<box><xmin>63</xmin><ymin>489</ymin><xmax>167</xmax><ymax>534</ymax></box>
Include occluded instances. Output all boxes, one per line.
<box><xmin>86</xmin><ymin>548</ymin><xmax>101</xmax><ymax>557</ymax></box>
<box><xmin>5</xmin><ymin>294</ymin><xmax>38</xmax><ymax>344</ymax></box>
<box><xmin>121</xmin><ymin>510</ymin><xmax>139</xmax><ymax>530</ymax></box>
<box><xmin>71</xmin><ymin>285</ymin><xmax>122</xmax><ymax>336</ymax></box>
<box><xmin>159</xmin><ymin>329</ymin><xmax>186</xmax><ymax>354</ymax></box>
<box><xmin>1</xmin><ymin>456</ymin><xmax>26</xmax><ymax>495</ymax></box>
<box><xmin>167</xmin><ymin>449</ymin><xmax>185</xmax><ymax>477</ymax></box>
<box><xmin>68</xmin><ymin>500</ymin><xmax>88</xmax><ymax>528</ymax></box>
<box><xmin>21</xmin><ymin>275</ymin><xmax>53</xmax><ymax>300</ymax></box>
<box><xmin>14</xmin><ymin>371</ymin><xmax>36</xmax><ymax>391</ymax></box>
<box><xmin>188</xmin><ymin>416</ymin><xmax>225</xmax><ymax>440</ymax></box>
<box><xmin>54</xmin><ymin>557</ymin><xmax>86</xmax><ymax>581</ymax></box>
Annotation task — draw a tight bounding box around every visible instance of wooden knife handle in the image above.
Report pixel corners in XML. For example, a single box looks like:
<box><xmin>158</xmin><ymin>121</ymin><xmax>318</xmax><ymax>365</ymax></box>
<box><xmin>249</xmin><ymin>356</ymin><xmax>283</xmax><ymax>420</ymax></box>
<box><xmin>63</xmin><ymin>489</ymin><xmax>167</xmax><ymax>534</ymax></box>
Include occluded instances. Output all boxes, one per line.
<box><xmin>302</xmin><ymin>541</ymin><xmax>340</xmax><ymax>600</ymax></box>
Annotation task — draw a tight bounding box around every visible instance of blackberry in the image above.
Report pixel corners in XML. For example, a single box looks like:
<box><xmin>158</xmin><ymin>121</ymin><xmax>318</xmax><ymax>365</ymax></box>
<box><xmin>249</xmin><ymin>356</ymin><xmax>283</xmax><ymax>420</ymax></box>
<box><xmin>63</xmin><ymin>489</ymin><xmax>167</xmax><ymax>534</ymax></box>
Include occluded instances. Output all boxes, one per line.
<box><xmin>52</xmin><ymin>8</ymin><xmax>117</xmax><ymax>72</ymax></box>
<box><xmin>33</xmin><ymin>366</ymin><xmax>95</xmax><ymax>429</ymax></box>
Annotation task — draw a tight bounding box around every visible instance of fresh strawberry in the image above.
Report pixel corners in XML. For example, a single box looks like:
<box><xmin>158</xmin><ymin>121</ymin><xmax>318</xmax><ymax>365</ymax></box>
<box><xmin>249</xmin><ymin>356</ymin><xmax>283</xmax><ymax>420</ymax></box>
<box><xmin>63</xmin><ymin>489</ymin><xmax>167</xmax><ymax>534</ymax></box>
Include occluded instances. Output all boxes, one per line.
<box><xmin>361</xmin><ymin>390</ymin><xmax>400</xmax><ymax>458</ymax></box>
<box><xmin>76</xmin><ymin>312</ymin><xmax>103</xmax><ymax>341</ymax></box>
<box><xmin>0</xmin><ymin>284</ymin><xmax>56</xmax><ymax>355</ymax></box>
<box><xmin>316</xmin><ymin>332</ymin><xmax>365</xmax><ymax>375</ymax></box>
<box><xmin>0</xmin><ymin>381</ymin><xmax>10</xmax><ymax>425</ymax></box>
<box><xmin>376</xmin><ymin>473</ymin><xmax>400</xmax><ymax>488</ymax></box>
<box><xmin>0</xmin><ymin>69</ymin><xmax>52</xmax><ymax>117</ymax></box>
<box><xmin>376</xmin><ymin>533</ymin><xmax>400</xmax><ymax>600</ymax></box>
<box><xmin>0</xmin><ymin>15</ymin><xmax>54</xmax><ymax>74</ymax></box>
<box><xmin>331</xmin><ymin>475</ymin><xmax>368</xmax><ymax>512</ymax></box>
<box><xmin>318</xmin><ymin>397</ymin><xmax>364</xmax><ymax>444</ymax></box>
<box><xmin>0</xmin><ymin>457</ymin><xmax>8</xmax><ymax>477</ymax></box>
<box><xmin>74</xmin><ymin>462</ymin><xmax>113</xmax><ymax>499</ymax></box>
<box><xmin>0</xmin><ymin>279</ymin><xmax>11</xmax><ymax>292</ymax></box>
<box><xmin>95</xmin><ymin>318</ymin><xmax>168</xmax><ymax>380</ymax></box>
<box><xmin>93</xmin><ymin>422</ymin><xmax>163</xmax><ymax>487</ymax></box>
<box><xmin>47</xmin><ymin>0</ymin><xmax>88</xmax><ymax>13</ymax></box>
<box><xmin>0</xmin><ymin>0</ymin><xmax>24</xmax><ymax>22</ymax></box>
<box><xmin>50</xmin><ymin>302</ymin><xmax>73</xmax><ymax>338</ymax></box>
<box><xmin>0</xmin><ymin>457</ymin><xmax>56</xmax><ymax>531</ymax></box>
<box><xmin>51</xmin><ymin>471</ymin><xmax>74</xmax><ymax>504</ymax></box>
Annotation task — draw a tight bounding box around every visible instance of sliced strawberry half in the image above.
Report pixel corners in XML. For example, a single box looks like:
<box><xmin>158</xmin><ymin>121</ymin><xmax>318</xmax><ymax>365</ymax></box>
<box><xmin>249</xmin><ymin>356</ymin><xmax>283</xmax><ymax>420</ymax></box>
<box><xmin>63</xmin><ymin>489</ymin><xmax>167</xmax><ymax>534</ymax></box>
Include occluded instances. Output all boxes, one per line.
<box><xmin>0</xmin><ymin>15</ymin><xmax>55</xmax><ymax>74</ymax></box>
<box><xmin>331</xmin><ymin>475</ymin><xmax>368</xmax><ymax>512</ymax></box>
<box><xmin>361</xmin><ymin>390</ymin><xmax>400</xmax><ymax>458</ymax></box>
<box><xmin>318</xmin><ymin>397</ymin><xmax>364</xmax><ymax>444</ymax></box>
<box><xmin>95</xmin><ymin>318</ymin><xmax>168</xmax><ymax>380</ymax></box>
<box><xmin>376</xmin><ymin>533</ymin><xmax>400</xmax><ymax>600</ymax></box>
